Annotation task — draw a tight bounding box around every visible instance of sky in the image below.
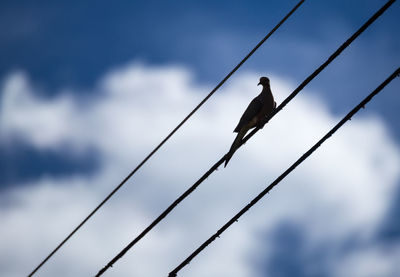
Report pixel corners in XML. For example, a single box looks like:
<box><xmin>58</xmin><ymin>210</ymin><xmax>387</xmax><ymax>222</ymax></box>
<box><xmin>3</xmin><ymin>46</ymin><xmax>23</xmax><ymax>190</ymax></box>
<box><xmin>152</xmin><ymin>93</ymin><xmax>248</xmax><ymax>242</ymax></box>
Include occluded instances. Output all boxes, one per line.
<box><xmin>1</xmin><ymin>0</ymin><xmax>400</xmax><ymax>276</ymax></box>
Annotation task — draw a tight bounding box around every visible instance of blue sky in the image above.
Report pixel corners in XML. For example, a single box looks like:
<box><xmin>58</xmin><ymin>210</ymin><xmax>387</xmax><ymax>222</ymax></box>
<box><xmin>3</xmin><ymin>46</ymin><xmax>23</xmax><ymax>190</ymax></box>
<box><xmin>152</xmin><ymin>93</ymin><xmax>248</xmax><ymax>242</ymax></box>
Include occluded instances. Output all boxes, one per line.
<box><xmin>1</xmin><ymin>1</ymin><xmax>400</xmax><ymax>276</ymax></box>
<box><xmin>1</xmin><ymin>0</ymin><xmax>399</xmax><ymax>140</ymax></box>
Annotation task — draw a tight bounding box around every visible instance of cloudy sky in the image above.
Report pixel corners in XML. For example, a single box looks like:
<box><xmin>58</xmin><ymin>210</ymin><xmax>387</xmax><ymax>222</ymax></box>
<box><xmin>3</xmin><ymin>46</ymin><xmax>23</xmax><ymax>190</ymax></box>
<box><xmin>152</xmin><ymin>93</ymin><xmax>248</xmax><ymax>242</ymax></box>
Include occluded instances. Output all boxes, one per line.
<box><xmin>1</xmin><ymin>1</ymin><xmax>399</xmax><ymax>276</ymax></box>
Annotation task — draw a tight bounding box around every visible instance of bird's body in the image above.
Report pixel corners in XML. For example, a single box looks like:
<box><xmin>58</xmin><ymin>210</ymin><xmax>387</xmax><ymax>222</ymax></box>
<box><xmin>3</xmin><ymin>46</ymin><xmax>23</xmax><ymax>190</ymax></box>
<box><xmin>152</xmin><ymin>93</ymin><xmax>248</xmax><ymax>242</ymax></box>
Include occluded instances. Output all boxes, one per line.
<box><xmin>225</xmin><ymin>77</ymin><xmax>275</xmax><ymax>167</ymax></box>
<box><xmin>233</xmin><ymin>85</ymin><xmax>275</xmax><ymax>132</ymax></box>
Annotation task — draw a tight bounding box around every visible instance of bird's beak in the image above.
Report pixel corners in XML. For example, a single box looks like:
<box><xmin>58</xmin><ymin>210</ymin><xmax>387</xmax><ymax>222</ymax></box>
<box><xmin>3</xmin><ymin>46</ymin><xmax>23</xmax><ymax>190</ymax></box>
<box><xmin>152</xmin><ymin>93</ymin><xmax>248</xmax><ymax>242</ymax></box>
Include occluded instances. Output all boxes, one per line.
<box><xmin>257</xmin><ymin>82</ymin><xmax>261</xmax><ymax>86</ymax></box>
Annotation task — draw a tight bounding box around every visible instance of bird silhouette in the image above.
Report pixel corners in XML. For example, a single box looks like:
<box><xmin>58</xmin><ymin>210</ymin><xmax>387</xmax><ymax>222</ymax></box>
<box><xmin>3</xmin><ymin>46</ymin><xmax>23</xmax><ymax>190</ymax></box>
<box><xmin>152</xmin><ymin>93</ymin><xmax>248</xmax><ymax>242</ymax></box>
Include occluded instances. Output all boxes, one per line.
<box><xmin>224</xmin><ymin>76</ymin><xmax>276</xmax><ymax>167</ymax></box>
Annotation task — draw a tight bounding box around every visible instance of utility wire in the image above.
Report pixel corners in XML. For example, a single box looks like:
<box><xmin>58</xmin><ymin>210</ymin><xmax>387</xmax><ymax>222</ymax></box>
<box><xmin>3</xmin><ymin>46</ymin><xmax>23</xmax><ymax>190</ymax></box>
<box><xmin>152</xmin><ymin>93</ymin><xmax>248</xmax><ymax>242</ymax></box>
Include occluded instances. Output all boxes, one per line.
<box><xmin>27</xmin><ymin>1</ymin><xmax>305</xmax><ymax>277</ymax></box>
<box><xmin>95</xmin><ymin>1</ymin><xmax>395</xmax><ymax>276</ymax></box>
<box><xmin>169</xmin><ymin>66</ymin><xmax>400</xmax><ymax>277</ymax></box>
<box><xmin>236</xmin><ymin>0</ymin><xmax>396</xmax><ymax>152</ymax></box>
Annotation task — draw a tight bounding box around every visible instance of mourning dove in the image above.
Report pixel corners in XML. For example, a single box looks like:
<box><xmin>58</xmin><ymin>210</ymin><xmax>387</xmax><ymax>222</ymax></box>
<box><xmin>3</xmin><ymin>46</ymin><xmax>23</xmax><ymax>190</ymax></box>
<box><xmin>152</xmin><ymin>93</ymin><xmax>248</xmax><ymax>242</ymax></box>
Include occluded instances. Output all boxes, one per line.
<box><xmin>224</xmin><ymin>76</ymin><xmax>276</xmax><ymax>167</ymax></box>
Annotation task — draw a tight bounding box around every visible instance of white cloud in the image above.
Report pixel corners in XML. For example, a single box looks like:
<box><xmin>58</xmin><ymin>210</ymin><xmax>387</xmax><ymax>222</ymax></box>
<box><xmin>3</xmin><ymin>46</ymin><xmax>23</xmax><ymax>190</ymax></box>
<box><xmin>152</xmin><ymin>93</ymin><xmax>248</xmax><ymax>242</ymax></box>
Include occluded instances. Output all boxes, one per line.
<box><xmin>335</xmin><ymin>245</ymin><xmax>400</xmax><ymax>277</ymax></box>
<box><xmin>0</xmin><ymin>63</ymin><xmax>399</xmax><ymax>277</ymax></box>
<box><xmin>0</xmin><ymin>72</ymin><xmax>77</xmax><ymax>149</ymax></box>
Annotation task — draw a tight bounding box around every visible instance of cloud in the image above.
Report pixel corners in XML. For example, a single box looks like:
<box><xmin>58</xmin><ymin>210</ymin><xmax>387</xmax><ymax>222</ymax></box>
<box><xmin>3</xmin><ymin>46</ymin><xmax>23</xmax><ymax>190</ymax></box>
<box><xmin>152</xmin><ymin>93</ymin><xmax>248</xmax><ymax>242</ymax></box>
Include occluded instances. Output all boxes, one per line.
<box><xmin>335</xmin><ymin>244</ymin><xmax>400</xmax><ymax>277</ymax></box>
<box><xmin>0</xmin><ymin>72</ymin><xmax>77</xmax><ymax>149</ymax></box>
<box><xmin>0</xmin><ymin>63</ymin><xmax>399</xmax><ymax>276</ymax></box>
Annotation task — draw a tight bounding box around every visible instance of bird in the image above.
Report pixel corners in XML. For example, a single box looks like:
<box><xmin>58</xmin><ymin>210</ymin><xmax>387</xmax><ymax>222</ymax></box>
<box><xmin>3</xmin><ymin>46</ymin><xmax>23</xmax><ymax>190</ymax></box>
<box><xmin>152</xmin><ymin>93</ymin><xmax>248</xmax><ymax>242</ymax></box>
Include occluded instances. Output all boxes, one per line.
<box><xmin>224</xmin><ymin>76</ymin><xmax>276</xmax><ymax>167</ymax></box>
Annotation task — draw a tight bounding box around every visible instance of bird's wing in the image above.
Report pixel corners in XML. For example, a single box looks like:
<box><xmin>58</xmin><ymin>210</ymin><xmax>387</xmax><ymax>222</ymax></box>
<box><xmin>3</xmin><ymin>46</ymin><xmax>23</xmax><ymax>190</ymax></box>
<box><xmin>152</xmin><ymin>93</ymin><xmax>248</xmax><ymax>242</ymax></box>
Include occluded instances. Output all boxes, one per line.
<box><xmin>234</xmin><ymin>98</ymin><xmax>262</xmax><ymax>132</ymax></box>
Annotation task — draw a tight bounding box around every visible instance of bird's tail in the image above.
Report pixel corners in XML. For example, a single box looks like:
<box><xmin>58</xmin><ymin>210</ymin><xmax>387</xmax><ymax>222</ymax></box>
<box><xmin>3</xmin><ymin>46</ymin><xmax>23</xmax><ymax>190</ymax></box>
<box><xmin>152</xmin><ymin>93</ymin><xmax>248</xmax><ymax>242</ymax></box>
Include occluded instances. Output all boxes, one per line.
<box><xmin>224</xmin><ymin>127</ymin><xmax>249</xmax><ymax>167</ymax></box>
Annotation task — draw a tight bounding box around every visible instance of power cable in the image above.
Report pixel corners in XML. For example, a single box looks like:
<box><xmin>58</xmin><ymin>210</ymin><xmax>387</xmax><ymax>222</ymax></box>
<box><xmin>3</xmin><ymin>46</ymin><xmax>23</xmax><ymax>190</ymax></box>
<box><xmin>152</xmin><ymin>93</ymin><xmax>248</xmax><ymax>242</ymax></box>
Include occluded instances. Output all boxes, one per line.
<box><xmin>169</xmin><ymin>66</ymin><xmax>400</xmax><ymax>276</ymax></box>
<box><xmin>26</xmin><ymin>1</ymin><xmax>305</xmax><ymax>276</ymax></box>
<box><xmin>94</xmin><ymin>1</ymin><xmax>395</xmax><ymax>275</ymax></box>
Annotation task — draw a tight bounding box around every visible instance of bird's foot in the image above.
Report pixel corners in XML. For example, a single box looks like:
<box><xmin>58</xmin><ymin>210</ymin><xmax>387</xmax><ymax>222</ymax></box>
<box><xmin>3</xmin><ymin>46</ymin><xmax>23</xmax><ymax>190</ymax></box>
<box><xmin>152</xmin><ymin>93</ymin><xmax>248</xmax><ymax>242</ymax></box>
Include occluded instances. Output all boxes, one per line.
<box><xmin>257</xmin><ymin>118</ymin><xmax>268</xmax><ymax>129</ymax></box>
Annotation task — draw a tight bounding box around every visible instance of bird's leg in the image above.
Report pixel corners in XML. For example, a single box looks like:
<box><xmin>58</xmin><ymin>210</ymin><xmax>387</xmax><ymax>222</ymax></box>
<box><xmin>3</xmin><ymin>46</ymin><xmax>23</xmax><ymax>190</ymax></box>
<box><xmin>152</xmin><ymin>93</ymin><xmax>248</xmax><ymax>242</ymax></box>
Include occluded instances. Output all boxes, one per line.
<box><xmin>258</xmin><ymin>102</ymin><xmax>277</xmax><ymax>129</ymax></box>
<box><xmin>257</xmin><ymin>116</ymin><xmax>269</xmax><ymax>129</ymax></box>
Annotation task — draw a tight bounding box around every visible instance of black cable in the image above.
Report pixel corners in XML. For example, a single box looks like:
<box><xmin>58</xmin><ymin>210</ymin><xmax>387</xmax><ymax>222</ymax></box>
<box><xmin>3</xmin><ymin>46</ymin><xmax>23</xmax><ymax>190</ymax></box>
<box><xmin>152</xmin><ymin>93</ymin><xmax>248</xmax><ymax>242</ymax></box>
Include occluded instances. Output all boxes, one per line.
<box><xmin>94</xmin><ymin>1</ymin><xmax>396</xmax><ymax>275</ymax></box>
<box><xmin>169</xmin><ymin>66</ymin><xmax>400</xmax><ymax>276</ymax></box>
<box><xmin>27</xmin><ymin>2</ymin><xmax>305</xmax><ymax>276</ymax></box>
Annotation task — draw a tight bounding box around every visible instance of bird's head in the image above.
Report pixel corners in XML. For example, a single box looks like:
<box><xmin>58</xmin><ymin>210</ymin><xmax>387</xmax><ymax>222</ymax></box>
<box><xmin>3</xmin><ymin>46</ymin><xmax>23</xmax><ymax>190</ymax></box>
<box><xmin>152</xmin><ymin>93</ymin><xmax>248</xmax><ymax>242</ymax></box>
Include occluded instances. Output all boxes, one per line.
<box><xmin>257</xmin><ymin>76</ymin><xmax>270</xmax><ymax>87</ymax></box>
